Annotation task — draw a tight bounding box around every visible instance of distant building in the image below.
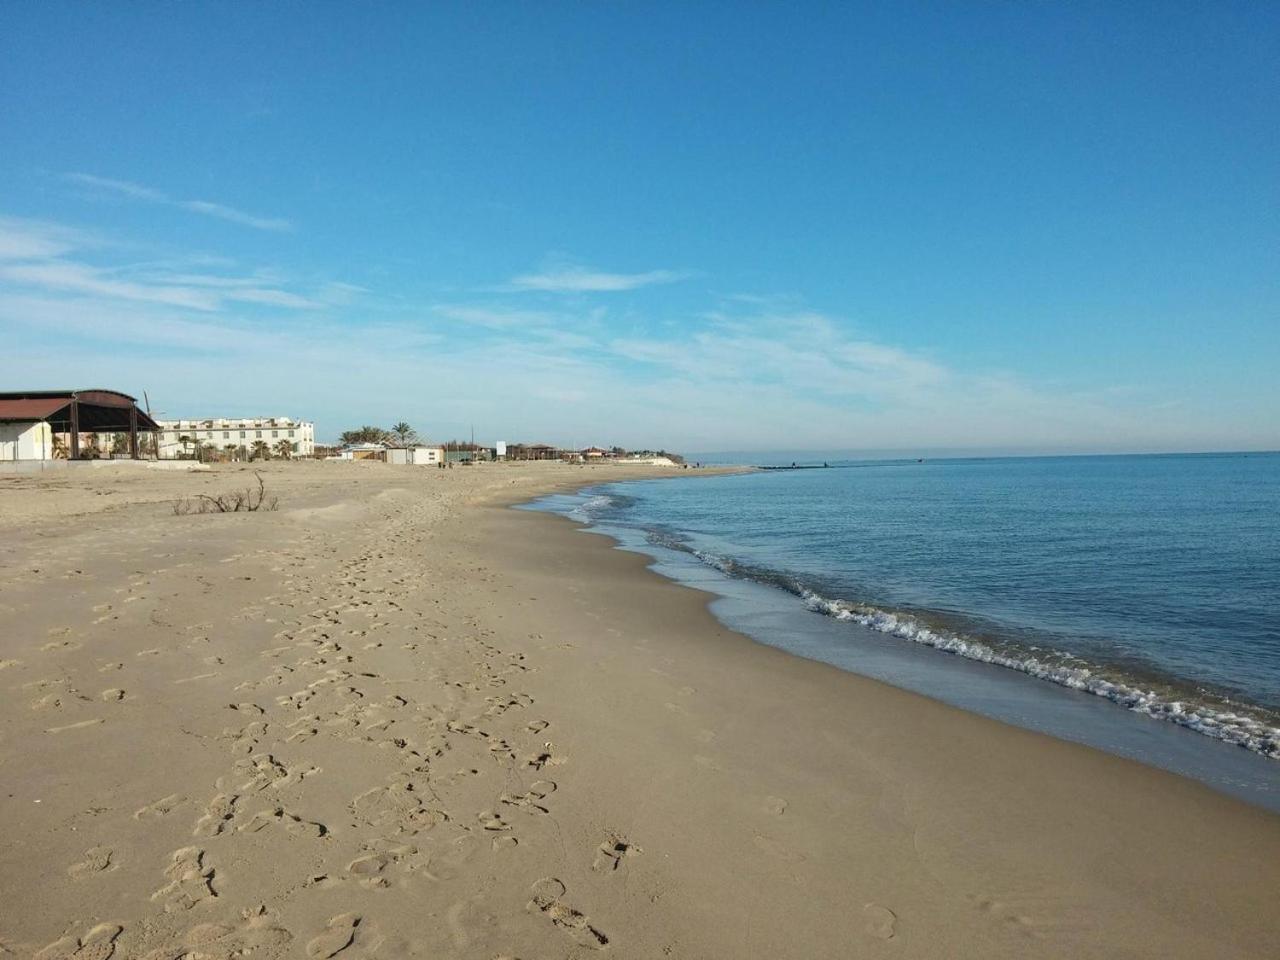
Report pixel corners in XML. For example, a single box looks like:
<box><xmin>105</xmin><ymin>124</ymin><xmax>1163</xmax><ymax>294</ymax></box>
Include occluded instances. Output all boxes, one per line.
<box><xmin>156</xmin><ymin>417</ymin><xmax>315</xmax><ymax>458</ymax></box>
<box><xmin>334</xmin><ymin>442</ymin><xmax>386</xmax><ymax>461</ymax></box>
<box><xmin>0</xmin><ymin>389</ymin><xmax>160</xmax><ymax>462</ymax></box>
<box><xmin>0</xmin><ymin>419</ymin><xmax>54</xmax><ymax>460</ymax></box>
<box><xmin>506</xmin><ymin>443</ymin><xmax>562</xmax><ymax>461</ymax></box>
<box><xmin>385</xmin><ymin>446</ymin><xmax>445</xmax><ymax>465</ymax></box>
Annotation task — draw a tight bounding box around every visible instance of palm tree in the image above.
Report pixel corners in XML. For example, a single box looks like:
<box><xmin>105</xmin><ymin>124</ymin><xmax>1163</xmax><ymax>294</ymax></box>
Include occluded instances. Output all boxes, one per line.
<box><xmin>250</xmin><ymin>439</ymin><xmax>271</xmax><ymax>461</ymax></box>
<box><xmin>223</xmin><ymin>444</ymin><xmax>238</xmax><ymax>462</ymax></box>
<box><xmin>341</xmin><ymin>426</ymin><xmax>390</xmax><ymax>445</ymax></box>
<box><xmin>390</xmin><ymin>422</ymin><xmax>418</xmax><ymax>448</ymax></box>
<box><xmin>273</xmin><ymin>438</ymin><xmax>295</xmax><ymax>460</ymax></box>
<box><xmin>178</xmin><ymin>434</ymin><xmax>195</xmax><ymax>459</ymax></box>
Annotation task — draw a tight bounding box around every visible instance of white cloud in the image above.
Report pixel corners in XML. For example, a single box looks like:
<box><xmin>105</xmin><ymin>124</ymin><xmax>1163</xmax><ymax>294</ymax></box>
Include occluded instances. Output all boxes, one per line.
<box><xmin>0</xmin><ymin>216</ymin><xmax>96</xmax><ymax>260</ymax></box>
<box><xmin>0</xmin><ymin>260</ymin><xmax>222</xmax><ymax>311</ymax></box>
<box><xmin>509</xmin><ymin>265</ymin><xmax>685</xmax><ymax>292</ymax></box>
<box><xmin>433</xmin><ymin>303</ymin><xmax>598</xmax><ymax>349</ymax></box>
<box><xmin>177</xmin><ymin>200</ymin><xmax>291</xmax><ymax>232</ymax></box>
<box><xmin>3</xmin><ymin>215</ymin><xmax>1266</xmax><ymax>454</ymax></box>
<box><xmin>0</xmin><ymin>214</ymin><xmax>330</xmax><ymax>313</ymax></box>
<box><xmin>434</xmin><ymin>304</ymin><xmax>556</xmax><ymax>330</ymax></box>
<box><xmin>66</xmin><ymin>172</ymin><xmax>292</xmax><ymax>232</ymax></box>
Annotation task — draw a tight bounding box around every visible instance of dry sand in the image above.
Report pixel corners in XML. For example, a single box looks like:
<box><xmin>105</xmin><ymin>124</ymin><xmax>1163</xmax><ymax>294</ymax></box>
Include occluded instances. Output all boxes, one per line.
<box><xmin>1</xmin><ymin>460</ymin><xmax>1278</xmax><ymax>959</ymax></box>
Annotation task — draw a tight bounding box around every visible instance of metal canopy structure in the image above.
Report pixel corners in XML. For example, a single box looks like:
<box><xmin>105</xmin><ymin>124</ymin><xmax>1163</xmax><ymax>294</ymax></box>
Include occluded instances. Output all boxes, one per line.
<box><xmin>0</xmin><ymin>389</ymin><xmax>160</xmax><ymax>459</ymax></box>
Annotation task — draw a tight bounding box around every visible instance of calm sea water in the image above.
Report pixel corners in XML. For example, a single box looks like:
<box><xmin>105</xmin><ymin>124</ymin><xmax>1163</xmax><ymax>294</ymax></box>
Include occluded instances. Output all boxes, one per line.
<box><xmin>528</xmin><ymin>452</ymin><xmax>1280</xmax><ymax>806</ymax></box>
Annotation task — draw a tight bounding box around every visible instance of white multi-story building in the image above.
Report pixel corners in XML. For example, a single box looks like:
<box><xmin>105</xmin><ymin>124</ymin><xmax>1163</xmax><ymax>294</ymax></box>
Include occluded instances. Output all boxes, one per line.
<box><xmin>156</xmin><ymin>417</ymin><xmax>315</xmax><ymax>458</ymax></box>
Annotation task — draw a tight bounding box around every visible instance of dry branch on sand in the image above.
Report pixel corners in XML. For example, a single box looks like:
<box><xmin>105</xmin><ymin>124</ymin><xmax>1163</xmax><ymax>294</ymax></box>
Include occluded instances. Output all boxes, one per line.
<box><xmin>173</xmin><ymin>473</ymin><xmax>279</xmax><ymax>515</ymax></box>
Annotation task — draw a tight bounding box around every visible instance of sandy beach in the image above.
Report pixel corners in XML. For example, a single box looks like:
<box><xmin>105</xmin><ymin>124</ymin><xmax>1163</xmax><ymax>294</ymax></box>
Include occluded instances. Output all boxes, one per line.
<box><xmin>2</xmin><ymin>461</ymin><xmax>1279</xmax><ymax>960</ymax></box>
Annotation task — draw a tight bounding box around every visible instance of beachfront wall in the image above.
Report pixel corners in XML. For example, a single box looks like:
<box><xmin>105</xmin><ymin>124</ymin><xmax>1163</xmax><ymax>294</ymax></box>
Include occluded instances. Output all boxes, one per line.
<box><xmin>0</xmin><ymin>421</ymin><xmax>54</xmax><ymax>461</ymax></box>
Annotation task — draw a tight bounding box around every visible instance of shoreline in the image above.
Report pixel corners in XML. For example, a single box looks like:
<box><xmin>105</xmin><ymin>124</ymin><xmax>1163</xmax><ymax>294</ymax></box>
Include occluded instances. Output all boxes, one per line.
<box><xmin>483</xmin><ymin>493</ymin><xmax>1280</xmax><ymax>957</ymax></box>
<box><xmin>526</xmin><ymin>479</ymin><xmax>1280</xmax><ymax>810</ymax></box>
<box><xmin>2</xmin><ymin>461</ymin><xmax>1278</xmax><ymax>958</ymax></box>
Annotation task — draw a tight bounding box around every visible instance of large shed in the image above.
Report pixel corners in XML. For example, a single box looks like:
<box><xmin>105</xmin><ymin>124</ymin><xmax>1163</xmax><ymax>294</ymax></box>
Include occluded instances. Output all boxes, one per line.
<box><xmin>0</xmin><ymin>389</ymin><xmax>160</xmax><ymax>460</ymax></box>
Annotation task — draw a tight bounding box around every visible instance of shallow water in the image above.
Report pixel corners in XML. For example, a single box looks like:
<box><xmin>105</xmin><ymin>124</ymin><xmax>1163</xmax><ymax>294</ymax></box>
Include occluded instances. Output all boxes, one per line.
<box><xmin>524</xmin><ymin>452</ymin><xmax>1280</xmax><ymax>811</ymax></box>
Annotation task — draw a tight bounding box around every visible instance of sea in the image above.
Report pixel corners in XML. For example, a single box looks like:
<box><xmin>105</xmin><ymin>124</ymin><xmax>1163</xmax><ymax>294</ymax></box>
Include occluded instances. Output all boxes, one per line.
<box><xmin>524</xmin><ymin>452</ymin><xmax>1280</xmax><ymax>812</ymax></box>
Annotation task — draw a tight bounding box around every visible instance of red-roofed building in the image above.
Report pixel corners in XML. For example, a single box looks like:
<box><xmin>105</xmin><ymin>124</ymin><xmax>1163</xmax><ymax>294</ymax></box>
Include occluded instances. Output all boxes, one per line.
<box><xmin>0</xmin><ymin>390</ymin><xmax>159</xmax><ymax>461</ymax></box>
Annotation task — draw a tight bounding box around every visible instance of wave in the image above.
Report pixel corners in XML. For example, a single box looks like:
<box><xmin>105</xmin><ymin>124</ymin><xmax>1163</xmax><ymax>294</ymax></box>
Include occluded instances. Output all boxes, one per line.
<box><xmin>566</xmin><ymin>493</ymin><xmax>627</xmax><ymax>523</ymax></box>
<box><xmin>679</xmin><ymin>546</ymin><xmax>1280</xmax><ymax>760</ymax></box>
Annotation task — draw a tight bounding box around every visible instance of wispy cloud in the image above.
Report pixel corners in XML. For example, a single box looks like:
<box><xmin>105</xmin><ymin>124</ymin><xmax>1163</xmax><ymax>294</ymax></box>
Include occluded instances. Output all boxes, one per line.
<box><xmin>0</xmin><ymin>214</ymin><xmax>326</xmax><ymax>311</ymax></box>
<box><xmin>508</xmin><ymin>264</ymin><xmax>685</xmax><ymax>292</ymax></box>
<box><xmin>66</xmin><ymin>172</ymin><xmax>292</xmax><ymax>232</ymax></box>
<box><xmin>3</xmin><ymin>213</ymin><xmax>1260</xmax><ymax>453</ymax></box>
<box><xmin>0</xmin><ymin>215</ymin><xmax>97</xmax><ymax>260</ymax></box>
<box><xmin>0</xmin><ymin>260</ymin><xmax>222</xmax><ymax>311</ymax></box>
<box><xmin>179</xmin><ymin>200</ymin><xmax>291</xmax><ymax>232</ymax></box>
<box><xmin>433</xmin><ymin>303</ymin><xmax>598</xmax><ymax>349</ymax></box>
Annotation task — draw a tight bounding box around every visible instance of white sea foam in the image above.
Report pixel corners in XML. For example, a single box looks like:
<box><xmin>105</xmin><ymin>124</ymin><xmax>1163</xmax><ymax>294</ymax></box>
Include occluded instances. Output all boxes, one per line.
<box><xmin>568</xmin><ymin>494</ymin><xmax>616</xmax><ymax>522</ymax></box>
<box><xmin>685</xmin><ymin>548</ymin><xmax>1280</xmax><ymax>760</ymax></box>
<box><xmin>802</xmin><ymin>591</ymin><xmax>1280</xmax><ymax>759</ymax></box>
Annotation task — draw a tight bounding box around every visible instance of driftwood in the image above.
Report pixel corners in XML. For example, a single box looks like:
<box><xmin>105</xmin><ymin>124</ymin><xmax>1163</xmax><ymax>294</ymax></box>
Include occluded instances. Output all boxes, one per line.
<box><xmin>173</xmin><ymin>473</ymin><xmax>279</xmax><ymax>515</ymax></box>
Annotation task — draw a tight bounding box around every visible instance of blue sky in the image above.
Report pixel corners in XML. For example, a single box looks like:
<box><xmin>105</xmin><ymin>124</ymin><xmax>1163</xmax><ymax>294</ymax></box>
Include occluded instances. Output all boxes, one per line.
<box><xmin>1</xmin><ymin>2</ymin><xmax>1276</xmax><ymax>453</ymax></box>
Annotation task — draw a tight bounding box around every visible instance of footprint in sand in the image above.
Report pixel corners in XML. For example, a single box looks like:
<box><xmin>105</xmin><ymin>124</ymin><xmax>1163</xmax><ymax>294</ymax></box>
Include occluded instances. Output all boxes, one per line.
<box><xmin>67</xmin><ymin>846</ymin><xmax>116</xmax><ymax>879</ymax></box>
<box><xmin>500</xmin><ymin>780</ymin><xmax>556</xmax><ymax>815</ymax></box>
<box><xmin>864</xmin><ymin>904</ymin><xmax>898</xmax><ymax>940</ymax></box>
<box><xmin>236</xmin><ymin>806</ymin><xmax>326</xmax><ymax>838</ymax></box>
<box><xmin>100</xmin><ymin>689</ymin><xmax>125</xmax><ymax>702</ymax></box>
<box><xmin>477</xmin><ymin>809</ymin><xmax>512</xmax><ymax>832</ymax></box>
<box><xmin>765</xmin><ymin>795</ymin><xmax>788</xmax><ymax>815</ymax></box>
<box><xmin>135</xmin><ymin>793</ymin><xmax>187</xmax><ymax>819</ymax></box>
<box><xmin>222</xmin><ymin>719</ymin><xmax>269</xmax><ymax>756</ymax></box>
<box><xmin>151</xmin><ymin>847</ymin><xmax>216</xmax><ymax>912</ymax></box>
<box><xmin>33</xmin><ymin>923</ymin><xmax>122</xmax><ymax>960</ymax></box>
<box><xmin>150</xmin><ymin>905</ymin><xmax>292</xmax><ymax>960</ymax></box>
<box><xmin>45</xmin><ymin>718</ymin><xmax>104</xmax><ymax>735</ymax></box>
<box><xmin>526</xmin><ymin>744</ymin><xmax>565</xmax><ymax>770</ymax></box>
<box><xmin>306</xmin><ymin>913</ymin><xmax>361</xmax><ymax>959</ymax></box>
<box><xmin>527</xmin><ymin>878</ymin><xmax>610</xmax><ymax>950</ymax></box>
<box><xmin>592</xmin><ymin>834</ymin><xmax>641</xmax><ymax>873</ymax></box>
<box><xmin>752</xmin><ymin>834</ymin><xmax>806</xmax><ymax>864</ymax></box>
<box><xmin>343</xmin><ymin>840</ymin><xmax>419</xmax><ymax>888</ymax></box>
<box><xmin>193</xmin><ymin>793</ymin><xmax>239</xmax><ymax>837</ymax></box>
<box><xmin>422</xmin><ymin>834</ymin><xmax>481</xmax><ymax>882</ymax></box>
<box><xmin>40</xmin><ymin>640</ymin><xmax>83</xmax><ymax>652</ymax></box>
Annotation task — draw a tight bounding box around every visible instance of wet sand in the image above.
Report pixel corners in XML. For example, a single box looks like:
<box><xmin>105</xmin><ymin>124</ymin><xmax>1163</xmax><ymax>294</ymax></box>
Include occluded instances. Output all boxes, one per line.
<box><xmin>1</xmin><ymin>460</ymin><xmax>1278</xmax><ymax>959</ymax></box>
